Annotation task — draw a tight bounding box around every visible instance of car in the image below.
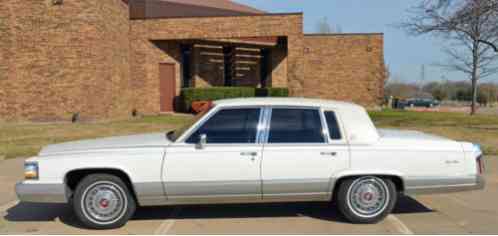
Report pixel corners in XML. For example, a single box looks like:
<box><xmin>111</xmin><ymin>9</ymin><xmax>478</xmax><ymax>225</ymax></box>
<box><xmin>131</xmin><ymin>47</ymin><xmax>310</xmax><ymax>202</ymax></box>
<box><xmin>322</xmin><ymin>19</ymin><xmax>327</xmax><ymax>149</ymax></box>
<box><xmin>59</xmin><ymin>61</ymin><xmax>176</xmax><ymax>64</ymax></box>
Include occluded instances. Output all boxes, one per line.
<box><xmin>15</xmin><ymin>98</ymin><xmax>485</xmax><ymax>229</ymax></box>
<box><xmin>401</xmin><ymin>98</ymin><xmax>440</xmax><ymax>108</ymax></box>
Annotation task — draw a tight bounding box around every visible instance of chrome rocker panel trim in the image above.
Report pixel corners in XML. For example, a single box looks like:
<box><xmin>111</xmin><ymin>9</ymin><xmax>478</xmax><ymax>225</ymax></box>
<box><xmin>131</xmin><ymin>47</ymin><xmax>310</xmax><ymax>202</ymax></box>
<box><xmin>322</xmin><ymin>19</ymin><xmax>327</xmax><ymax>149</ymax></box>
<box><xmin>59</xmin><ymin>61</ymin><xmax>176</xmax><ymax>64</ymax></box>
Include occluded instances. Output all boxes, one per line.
<box><xmin>15</xmin><ymin>182</ymin><xmax>67</xmax><ymax>203</ymax></box>
<box><xmin>16</xmin><ymin>175</ymin><xmax>485</xmax><ymax>205</ymax></box>
<box><xmin>404</xmin><ymin>175</ymin><xmax>485</xmax><ymax>195</ymax></box>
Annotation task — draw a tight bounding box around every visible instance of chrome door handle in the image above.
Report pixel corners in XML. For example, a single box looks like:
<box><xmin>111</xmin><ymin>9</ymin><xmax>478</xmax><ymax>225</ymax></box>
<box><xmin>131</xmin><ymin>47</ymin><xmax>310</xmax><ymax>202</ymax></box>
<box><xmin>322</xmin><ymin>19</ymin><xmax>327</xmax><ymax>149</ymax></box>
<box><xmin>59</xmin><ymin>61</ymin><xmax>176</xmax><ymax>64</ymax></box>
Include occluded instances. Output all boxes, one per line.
<box><xmin>320</xmin><ymin>152</ymin><xmax>337</xmax><ymax>157</ymax></box>
<box><xmin>240</xmin><ymin>152</ymin><xmax>258</xmax><ymax>157</ymax></box>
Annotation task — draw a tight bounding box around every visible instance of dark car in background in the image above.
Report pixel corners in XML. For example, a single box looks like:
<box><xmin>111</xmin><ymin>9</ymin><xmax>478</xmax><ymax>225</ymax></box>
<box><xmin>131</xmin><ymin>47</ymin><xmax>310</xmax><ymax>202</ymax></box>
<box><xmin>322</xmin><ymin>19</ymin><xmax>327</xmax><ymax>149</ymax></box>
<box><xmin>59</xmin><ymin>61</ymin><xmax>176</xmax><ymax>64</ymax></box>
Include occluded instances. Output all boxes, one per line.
<box><xmin>399</xmin><ymin>98</ymin><xmax>440</xmax><ymax>109</ymax></box>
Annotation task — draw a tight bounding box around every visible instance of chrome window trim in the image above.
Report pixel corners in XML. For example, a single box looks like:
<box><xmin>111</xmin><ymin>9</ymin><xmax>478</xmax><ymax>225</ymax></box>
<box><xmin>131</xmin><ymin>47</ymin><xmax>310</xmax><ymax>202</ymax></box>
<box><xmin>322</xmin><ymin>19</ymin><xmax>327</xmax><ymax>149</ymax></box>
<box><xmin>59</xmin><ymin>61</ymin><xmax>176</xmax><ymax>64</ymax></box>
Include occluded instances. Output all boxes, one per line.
<box><xmin>260</xmin><ymin>107</ymin><xmax>272</xmax><ymax>144</ymax></box>
<box><xmin>318</xmin><ymin>108</ymin><xmax>330</xmax><ymax>144</ymax></box>
<box><xmin>265</xmin><ymin>106</ymin><xmax>328</xmax><ymax>145</ymax></box>
<box><xmin>255</xmin><ymin>106</ymin><xmax>269</xmax><ymax>144</ymax></box>
<box><xmin>178</xmin><ymin>106</ymin><xmax>263</xmax><ymax>145</ymax></box>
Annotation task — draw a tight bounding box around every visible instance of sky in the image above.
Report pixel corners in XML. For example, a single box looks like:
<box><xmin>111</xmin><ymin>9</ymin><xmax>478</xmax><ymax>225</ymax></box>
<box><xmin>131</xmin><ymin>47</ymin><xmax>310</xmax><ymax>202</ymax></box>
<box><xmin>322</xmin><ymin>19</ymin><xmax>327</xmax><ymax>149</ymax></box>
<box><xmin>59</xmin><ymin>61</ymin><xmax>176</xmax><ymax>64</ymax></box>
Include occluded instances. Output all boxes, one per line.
<box><xmin>234</xmin><ymin>0</ymin><xmax>471</xmax><ymax>84</ymax></box>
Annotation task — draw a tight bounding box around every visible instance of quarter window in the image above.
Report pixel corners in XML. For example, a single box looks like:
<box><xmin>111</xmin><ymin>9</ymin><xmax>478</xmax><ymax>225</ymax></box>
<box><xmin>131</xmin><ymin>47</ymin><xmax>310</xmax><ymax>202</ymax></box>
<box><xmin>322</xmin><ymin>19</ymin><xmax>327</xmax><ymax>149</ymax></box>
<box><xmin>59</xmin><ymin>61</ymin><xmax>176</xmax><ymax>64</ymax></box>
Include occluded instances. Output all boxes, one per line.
<box><xmin>324</xmin><ymin>111</ymin><xmax>342</xmax><ymax>140</ymax></box>
<box><xmin>268</xmin><ymin>108</ymin><xmax>325</xmax><ymax>143</ymax></box>
<box><xmin>186</xmin><ymin>108</ymin><xmax>260</xmax><ymax>144</ymax></box>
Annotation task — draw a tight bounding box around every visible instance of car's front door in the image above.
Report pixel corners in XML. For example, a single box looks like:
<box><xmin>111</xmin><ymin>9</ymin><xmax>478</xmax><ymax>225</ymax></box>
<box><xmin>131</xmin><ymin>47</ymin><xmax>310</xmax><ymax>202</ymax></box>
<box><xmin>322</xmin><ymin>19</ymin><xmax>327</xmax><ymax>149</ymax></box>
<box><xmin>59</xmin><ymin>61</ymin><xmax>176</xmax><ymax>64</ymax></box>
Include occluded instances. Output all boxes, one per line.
<box><xmin>261</xmin><ymin>107</ymin><xmax>350</xmax><ymax>201</ymax></box>
<box><xmin>163</xmin><ymin>107</ymin><xmax>263</xmax><ymax>203</ymax></box>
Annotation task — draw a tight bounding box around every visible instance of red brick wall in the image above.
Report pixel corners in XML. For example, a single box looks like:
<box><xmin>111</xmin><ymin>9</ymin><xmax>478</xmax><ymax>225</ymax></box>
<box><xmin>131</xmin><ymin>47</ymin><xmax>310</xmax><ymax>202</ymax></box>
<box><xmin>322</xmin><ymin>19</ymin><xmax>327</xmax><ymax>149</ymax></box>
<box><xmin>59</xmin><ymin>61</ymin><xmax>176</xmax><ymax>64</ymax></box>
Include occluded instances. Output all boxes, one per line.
<box><xmin>0</xmin><ymin>2</ymin><xmax>13</xmax><ymax>116</ymax></box>
<box><xmin>0</xmin><ymin>3</ymin><xmax>386</xmax><ymax>121</ymax></box>
<box><xmin>129</xmin><ymin>13</ymin><xmax>304</xmax><ymax>115</ymax></box>
<box><xmin>0</xmin><ymin>0</ymin><xmax>131</xmax><ymax>121</ymax></box>
<box><xmin>303</xmin><ymin>34</ymin><xmax>386</xmax><ymax>107</ymax></box>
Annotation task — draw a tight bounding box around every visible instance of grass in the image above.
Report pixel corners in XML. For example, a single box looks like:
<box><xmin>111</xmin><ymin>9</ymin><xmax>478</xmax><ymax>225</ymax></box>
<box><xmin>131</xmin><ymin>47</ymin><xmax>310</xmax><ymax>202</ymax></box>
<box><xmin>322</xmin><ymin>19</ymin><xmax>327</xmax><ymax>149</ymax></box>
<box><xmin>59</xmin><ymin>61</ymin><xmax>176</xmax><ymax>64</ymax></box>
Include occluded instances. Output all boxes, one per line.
<box><xmin>0</xmin><ymin>115</ymin><xmax>191</xmax><ymax>159</ymax></box>
<box><xmin>1</xmin><ymin>110</ymin><xmax>497</xmax><ymax>159</ymax></box>
<box><xmin>369</xmin><ymin>109</ymin><xmax>498</xmax><ymax>155</ymax></box>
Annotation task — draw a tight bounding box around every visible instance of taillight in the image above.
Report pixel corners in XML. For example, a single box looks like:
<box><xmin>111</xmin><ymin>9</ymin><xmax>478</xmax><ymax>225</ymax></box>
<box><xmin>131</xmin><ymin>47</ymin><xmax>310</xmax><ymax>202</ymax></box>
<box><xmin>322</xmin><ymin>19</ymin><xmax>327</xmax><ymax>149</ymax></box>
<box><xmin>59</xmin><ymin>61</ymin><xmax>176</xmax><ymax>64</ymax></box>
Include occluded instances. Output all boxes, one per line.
<box><xmin>476</xmin><ymin>156</ymin><xmax>485</xmax><ymax>174</ymax></box>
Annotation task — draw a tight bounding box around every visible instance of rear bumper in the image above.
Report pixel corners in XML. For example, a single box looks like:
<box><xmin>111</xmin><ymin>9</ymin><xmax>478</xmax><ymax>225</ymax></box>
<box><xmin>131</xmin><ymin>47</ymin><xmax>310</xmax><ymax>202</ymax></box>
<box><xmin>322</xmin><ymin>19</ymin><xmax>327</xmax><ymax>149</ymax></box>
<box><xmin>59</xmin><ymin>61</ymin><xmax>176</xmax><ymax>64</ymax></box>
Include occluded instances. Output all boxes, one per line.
<box><xmin>15</xmin><ymin>182</ymin><xmax>67</xmax><ymax>203</ymax></box>
<box><xmin>404</xmin><ymin>175</ymin><xmax>485</xmax><ymax>195</ymax></box>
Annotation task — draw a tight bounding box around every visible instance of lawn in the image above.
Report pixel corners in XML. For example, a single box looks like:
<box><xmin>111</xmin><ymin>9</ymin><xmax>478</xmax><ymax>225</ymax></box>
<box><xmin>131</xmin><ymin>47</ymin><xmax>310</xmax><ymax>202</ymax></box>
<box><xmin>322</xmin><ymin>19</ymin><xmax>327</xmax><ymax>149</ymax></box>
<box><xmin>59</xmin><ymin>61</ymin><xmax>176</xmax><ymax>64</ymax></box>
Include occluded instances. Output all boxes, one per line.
<box><xmin>1</xmin><ymin>110</ymin><xmax>497</xmax><ymax>159</ymax></box>
<box><xmin>0</xmin><ymin>115</ymin><xmax>191</xmax><ymax>160</ymax></box>
<box><xmin>369</xmin><ymin>109</ymin><xmax>498</xmax><ymax>155</ymax></box>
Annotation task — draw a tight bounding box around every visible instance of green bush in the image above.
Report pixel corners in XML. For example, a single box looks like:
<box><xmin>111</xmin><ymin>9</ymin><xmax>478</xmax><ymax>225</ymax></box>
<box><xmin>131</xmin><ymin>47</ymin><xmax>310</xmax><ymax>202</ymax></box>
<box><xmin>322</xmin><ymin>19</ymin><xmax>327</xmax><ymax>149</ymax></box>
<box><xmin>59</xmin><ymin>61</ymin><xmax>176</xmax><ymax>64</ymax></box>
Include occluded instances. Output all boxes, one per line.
<box><xmin>180</xmin><ymin>87</ymin><xmax>289</xmax><ymax>111</ymax></box>
<box><xmin>256</xmin><ymin>87</ymin><xmax>289</xmax><ymax>97</ymax></box>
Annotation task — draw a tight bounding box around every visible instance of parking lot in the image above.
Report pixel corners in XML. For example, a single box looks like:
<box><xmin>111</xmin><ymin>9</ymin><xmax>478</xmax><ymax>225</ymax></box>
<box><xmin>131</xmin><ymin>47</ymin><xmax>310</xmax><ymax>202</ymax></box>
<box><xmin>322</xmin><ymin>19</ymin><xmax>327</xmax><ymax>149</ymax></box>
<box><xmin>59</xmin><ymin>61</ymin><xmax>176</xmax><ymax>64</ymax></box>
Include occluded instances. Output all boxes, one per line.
<box><xmin>1</xmin><ymin>157</ymin><xmax>497</xmax><ymax>234</ymax></box>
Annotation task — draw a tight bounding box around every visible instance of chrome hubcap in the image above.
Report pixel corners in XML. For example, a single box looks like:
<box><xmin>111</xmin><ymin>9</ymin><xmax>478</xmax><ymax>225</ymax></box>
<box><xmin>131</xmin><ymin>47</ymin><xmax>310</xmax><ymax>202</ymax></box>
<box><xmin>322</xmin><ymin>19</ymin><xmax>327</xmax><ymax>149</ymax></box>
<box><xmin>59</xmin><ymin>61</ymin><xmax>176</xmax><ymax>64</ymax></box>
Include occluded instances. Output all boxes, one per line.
<box><xmin>347</xmin><ymin>177</ymin><xmax>389</xmax><ymax>217</ymax></box>
<box><xmin>82</xmin><ymin>181</ymin><xmax>127</xmax><ymax>224</ymax></box>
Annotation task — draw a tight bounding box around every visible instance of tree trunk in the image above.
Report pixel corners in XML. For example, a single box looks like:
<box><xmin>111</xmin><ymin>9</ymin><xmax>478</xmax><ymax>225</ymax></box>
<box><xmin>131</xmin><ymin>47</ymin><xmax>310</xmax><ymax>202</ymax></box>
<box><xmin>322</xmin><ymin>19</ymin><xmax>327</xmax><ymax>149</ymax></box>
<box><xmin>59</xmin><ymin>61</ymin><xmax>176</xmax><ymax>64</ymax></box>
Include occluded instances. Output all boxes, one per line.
<box><xmin>471</xmin><ymin>77</ymin><xmax>478</xmax><ymax>115</ymax></box>
<box><xmin>470</xmin><ymin>41</ymin><xmax>480</xmax><ymax>115</ymax></box>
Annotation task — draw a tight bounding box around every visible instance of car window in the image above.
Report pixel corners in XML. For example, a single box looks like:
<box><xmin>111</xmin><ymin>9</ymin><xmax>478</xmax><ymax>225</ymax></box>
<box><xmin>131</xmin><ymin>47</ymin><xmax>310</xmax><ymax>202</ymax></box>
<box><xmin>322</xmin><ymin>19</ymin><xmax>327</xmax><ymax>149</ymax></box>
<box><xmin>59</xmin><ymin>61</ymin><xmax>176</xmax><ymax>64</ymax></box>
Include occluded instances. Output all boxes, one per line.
<box><xmin>324</xmin><ymin>111</ymin><xmax>342</xmax><ymax>140</ymax></box>
<box><xmin>168</xmin><ymin>104</ymin><xmax>214</xmax><ymax>142</ymax></box>
<box><xmin>268</xmin><ymin>108</ymin><xmax>325</xmax><ymax>143</ymax></box>
<box><xmin>186</xmin><ymin>108</ymin><xmax>260</xmax><ymax>144</ymax></box>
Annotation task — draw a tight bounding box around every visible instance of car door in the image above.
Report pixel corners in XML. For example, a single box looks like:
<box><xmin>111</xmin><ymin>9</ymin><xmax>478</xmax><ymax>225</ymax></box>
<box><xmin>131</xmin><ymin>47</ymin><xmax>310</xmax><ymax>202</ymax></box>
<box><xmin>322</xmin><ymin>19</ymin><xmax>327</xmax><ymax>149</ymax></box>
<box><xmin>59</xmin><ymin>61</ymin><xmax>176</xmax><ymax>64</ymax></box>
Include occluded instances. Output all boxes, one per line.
<box><xmin>163</xmin><ymin>107</ymin><xmax>263</xmax><ymax>203</ymax></box>
<box><xmin>261</xmin><ymin>107</ymin><xmax>350</xmax><ymax>201</ymax></box>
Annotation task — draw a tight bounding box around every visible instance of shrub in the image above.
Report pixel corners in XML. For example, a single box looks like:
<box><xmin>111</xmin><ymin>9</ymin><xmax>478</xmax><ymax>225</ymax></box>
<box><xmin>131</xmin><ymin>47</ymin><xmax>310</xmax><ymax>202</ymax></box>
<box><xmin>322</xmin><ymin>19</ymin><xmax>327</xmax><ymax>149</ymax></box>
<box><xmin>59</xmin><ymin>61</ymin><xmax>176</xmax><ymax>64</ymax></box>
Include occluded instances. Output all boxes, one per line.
<box><xmin>256</xmin><ymin>87</ymin><xmax>289</xmax><ymax>97</ymax></box>
<box><xmin>180</xmin><ymin>87</ymin><xmax>289</xmax><ymax>112</ymax></box>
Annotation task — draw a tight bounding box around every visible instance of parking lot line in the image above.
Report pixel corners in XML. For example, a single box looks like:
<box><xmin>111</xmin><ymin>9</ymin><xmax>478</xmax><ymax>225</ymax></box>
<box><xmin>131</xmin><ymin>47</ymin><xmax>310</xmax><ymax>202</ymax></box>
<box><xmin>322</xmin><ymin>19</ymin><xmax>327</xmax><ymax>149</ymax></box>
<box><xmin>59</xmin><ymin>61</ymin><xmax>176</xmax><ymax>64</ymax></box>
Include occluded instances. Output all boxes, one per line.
<box><xmin>154</xmin><ymin>207</ymin><xmax>181</xmax><ymax>235</ymax></box>
<box><xmin>386</xmin><ymin>215</ymin><xmax>413</xmax><ymax>235</ymax></box>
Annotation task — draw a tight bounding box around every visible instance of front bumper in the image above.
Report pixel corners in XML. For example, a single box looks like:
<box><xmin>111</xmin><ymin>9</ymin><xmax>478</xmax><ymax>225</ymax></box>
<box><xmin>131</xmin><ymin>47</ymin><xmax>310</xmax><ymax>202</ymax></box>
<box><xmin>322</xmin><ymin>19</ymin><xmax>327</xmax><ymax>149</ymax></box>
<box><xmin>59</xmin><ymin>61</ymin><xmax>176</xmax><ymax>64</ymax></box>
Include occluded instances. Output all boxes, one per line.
<box><xmin>15</xmin><ymin>182</ymin><xmax>67</xmax><ymax>203</ymax></box>
<box><xmin>405</xmin><ymin>175</ymin><xmax>486</xmax><ymax>195</ymax></box>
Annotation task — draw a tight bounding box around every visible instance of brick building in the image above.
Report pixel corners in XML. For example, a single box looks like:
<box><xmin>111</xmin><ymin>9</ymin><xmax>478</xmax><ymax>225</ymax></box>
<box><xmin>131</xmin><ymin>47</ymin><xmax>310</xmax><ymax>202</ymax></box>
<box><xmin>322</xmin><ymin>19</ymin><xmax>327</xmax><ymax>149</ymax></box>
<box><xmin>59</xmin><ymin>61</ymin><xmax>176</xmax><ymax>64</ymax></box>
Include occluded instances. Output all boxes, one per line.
<box><xmin>0</xmin><ymin>0</ymin><xmax>386</xmax><ymax>121</ymax></box>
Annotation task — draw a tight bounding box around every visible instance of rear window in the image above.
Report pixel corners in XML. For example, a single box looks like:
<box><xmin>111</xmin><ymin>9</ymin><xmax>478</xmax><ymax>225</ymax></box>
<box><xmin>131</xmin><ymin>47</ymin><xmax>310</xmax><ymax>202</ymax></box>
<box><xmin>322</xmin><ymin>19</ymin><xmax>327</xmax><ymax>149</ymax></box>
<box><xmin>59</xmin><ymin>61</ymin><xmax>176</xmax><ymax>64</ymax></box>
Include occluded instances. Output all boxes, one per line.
<box><xmin>268</xmin><ymin>108</ymin><xmax>325</xmax><ymax>143</ymax></box>
<box><xmin>324</xmin><ymin>111</ymin><xmax>342</xmax><ymax>140</ymax></box>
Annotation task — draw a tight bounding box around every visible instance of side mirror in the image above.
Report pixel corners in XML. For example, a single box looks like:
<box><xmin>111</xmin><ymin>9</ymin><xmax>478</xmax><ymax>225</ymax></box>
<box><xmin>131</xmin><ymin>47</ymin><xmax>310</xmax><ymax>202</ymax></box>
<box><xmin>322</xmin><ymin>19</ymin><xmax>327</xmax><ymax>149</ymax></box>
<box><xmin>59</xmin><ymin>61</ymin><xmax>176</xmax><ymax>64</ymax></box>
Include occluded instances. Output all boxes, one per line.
<box><xmin>196</xmin><ymin>134</ymin><xmax>207</xmax><ymax>149</ymax></box>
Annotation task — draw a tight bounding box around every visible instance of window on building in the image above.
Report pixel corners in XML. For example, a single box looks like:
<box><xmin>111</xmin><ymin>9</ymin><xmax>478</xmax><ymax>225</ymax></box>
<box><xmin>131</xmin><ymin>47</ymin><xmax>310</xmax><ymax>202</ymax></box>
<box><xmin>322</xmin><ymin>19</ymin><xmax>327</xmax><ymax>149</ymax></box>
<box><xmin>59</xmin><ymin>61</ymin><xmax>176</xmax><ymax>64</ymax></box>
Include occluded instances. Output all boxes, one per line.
<box><xmin>268</xmin><ymin>108</ymin><xmax>325</xmax><ymax>143</ymax></box>
<box><xmin>223</xmin><ymin>46</ymin><xmax>235</xmax><ymax>86</ymax></box>
<box><xmin>181</xmin><ymin>45</ymin><xmax>192</xmax><ymax>88</ymax></box>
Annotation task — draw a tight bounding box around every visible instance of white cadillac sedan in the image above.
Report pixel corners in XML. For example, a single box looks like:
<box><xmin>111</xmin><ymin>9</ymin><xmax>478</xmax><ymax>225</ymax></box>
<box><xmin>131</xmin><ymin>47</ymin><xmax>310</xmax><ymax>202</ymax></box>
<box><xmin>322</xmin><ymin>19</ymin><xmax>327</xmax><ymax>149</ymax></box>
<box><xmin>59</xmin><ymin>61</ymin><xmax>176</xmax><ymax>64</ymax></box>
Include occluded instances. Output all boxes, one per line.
<box><xmin>16</xmin><ymin>98</ymin><xmax>485</xmax><ymax>229</ymax></box>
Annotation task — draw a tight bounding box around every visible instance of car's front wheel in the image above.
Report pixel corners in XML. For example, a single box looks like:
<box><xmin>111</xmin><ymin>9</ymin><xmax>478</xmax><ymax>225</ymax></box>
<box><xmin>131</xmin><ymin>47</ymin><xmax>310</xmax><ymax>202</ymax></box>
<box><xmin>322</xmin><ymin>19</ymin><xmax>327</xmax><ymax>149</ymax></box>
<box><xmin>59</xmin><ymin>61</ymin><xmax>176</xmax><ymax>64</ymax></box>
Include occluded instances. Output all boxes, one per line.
<box><xmin>72</xmin><ymin>174</ymin><xmax>136</xmax><ymax>229</ymax></box>
<box><xmin>336</xmin><ymin>176</ymin><xmax>397</xmax><ymax>224</ymax></box>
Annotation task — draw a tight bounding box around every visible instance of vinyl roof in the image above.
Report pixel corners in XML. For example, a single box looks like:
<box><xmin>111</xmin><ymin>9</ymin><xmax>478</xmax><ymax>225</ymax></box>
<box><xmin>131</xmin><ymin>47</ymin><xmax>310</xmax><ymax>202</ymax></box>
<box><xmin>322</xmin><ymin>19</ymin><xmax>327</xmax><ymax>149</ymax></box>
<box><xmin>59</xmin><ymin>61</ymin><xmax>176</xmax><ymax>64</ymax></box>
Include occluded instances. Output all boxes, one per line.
<box><xmin>214</xmin><ymin>97</ymin><xmax>363</xmax><ymax>110</ymax></box>
<box><xmin>129</xmin><ymin>0</ymin><xmax>265</xmax><ymax>19</ymax></box>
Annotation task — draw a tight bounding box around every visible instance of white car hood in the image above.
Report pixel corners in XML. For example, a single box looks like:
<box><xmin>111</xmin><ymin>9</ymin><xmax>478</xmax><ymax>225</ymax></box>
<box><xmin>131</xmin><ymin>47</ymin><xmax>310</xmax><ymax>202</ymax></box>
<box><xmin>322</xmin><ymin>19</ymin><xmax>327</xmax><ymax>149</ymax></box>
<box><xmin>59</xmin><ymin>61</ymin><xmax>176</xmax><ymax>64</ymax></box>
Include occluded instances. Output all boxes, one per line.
<box><xmin>39</xmin><ymin>133</ymin><xmax>170</xmax><ymax>156</ymax></box>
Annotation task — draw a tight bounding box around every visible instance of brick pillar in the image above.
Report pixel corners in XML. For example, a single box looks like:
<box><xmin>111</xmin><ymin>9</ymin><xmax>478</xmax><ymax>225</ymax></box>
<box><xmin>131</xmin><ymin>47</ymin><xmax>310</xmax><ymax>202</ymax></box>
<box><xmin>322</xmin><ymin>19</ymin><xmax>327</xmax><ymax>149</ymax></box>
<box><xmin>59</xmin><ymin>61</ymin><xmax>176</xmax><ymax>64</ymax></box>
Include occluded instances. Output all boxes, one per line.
<box><xmin>260</xmin><ymin>48</ymin><xmax>271</xmax><ymax>88</ymax></box>
<box><xmin>223</xmin><ymin>46</ymin><xmax>236</xmax><ymax>86</ymax></box>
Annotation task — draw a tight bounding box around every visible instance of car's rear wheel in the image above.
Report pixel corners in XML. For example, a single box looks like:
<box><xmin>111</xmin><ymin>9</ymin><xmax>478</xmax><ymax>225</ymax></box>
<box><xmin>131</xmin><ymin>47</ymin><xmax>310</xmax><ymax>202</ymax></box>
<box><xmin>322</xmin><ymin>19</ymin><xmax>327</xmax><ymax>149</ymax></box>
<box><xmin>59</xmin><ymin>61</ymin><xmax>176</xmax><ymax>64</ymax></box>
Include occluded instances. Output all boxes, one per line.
<box><xmin>337</xmin><ymin>176</ymin><xmax>397</xmax><ymax>224</ymax></box>
<box><xmin>72</xmin><ymin>174</ymin><xmax>136</xmax><ymax>229</ymax></box>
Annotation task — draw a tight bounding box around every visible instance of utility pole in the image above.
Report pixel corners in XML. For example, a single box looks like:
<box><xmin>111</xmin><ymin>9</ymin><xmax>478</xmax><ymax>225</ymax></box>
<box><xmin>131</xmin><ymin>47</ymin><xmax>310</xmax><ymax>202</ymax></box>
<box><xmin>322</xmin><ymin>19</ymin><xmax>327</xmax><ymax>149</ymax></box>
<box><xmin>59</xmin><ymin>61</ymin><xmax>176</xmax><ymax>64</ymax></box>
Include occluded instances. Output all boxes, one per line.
<box><xmin>418</xmin><ymin>64</ymin><xmax>426</xmax><ymax>98</ymax></box>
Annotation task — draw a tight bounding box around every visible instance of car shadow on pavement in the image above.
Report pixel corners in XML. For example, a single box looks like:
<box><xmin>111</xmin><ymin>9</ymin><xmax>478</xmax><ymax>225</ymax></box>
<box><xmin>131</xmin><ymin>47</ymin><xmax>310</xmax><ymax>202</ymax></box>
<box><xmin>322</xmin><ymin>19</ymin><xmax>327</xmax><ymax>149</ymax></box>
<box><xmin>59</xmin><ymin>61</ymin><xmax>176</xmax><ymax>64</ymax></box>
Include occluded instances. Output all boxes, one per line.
<box><xmin>135</xmin><ymin>201</ymin><xmax>350</xmax><ymax>222</ymax></box>
<box><xmin>3</xmin><ymin>196</ymin><xmax>433</xmax><ymax>229</ymax></box>
<box><xmin>393</xmin><ymin>195</ymin><xmax>433</xmax><ymax>214</ymax></box>
<box><xmin>3</xmin><ymin>202</ymin><xmax>85</xmax><ymax>228</ymax></box>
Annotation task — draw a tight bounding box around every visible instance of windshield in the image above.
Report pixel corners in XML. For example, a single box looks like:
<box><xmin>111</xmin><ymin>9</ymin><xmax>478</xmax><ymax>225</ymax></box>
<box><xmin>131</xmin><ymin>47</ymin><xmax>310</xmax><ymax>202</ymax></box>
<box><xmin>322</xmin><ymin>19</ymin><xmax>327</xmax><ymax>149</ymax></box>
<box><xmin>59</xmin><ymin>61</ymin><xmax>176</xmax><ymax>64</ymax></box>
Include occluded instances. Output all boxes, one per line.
<box><xmin>167</xmin><ymin>105</ymin><xmax>214</xmax><ymax>142</ymax></box>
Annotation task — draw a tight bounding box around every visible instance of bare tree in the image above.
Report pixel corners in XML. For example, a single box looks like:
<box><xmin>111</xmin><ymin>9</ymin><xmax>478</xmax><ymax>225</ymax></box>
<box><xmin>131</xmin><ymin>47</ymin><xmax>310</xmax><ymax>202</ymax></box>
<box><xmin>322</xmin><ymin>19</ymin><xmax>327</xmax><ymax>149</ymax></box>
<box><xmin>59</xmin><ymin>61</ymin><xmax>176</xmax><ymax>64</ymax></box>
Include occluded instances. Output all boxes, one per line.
<box><xmin>315</xmin><ymin>17</ymin><xmax>342</xmax><ymax>34</ymax></box>
<box><xmin>400</xmin><ymin>0</ymin><xmax>498</xmax><ymax>115</ymax></box>
<box><xmin>316</xmin><ymin>17</ymin><xmax>333</xmax><ymax>33</ymax></box>
<box><xmin>384</xmin><ymin>64</ymin><xmax>392</xmax><ymax>86</ymax></box>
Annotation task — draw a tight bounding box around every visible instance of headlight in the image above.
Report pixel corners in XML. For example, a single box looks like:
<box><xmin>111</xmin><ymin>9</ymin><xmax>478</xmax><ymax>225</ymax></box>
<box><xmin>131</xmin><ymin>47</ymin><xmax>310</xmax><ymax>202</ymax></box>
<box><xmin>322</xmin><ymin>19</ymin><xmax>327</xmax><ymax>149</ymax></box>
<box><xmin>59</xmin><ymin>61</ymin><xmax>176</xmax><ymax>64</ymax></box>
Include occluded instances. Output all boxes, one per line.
<box><xmin>24</xmin><ymin>162</ymin><xmax>39</xmax><ymax>180</ymax></box>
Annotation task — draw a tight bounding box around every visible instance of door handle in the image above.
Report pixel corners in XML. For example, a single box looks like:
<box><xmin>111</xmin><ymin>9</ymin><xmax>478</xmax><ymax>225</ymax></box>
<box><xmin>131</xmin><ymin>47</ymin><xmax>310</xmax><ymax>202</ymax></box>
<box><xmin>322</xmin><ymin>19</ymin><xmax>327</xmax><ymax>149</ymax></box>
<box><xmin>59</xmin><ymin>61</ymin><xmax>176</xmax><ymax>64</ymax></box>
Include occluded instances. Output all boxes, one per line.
<box><xmin>240</xmin><ymin>152</ymin><xmax>258</xmax><ymax>157</ymax></box>
<box><xmin>320</xmin><ymin>152</ymin><xmax>337</xmax><ymax>157</ymax></box>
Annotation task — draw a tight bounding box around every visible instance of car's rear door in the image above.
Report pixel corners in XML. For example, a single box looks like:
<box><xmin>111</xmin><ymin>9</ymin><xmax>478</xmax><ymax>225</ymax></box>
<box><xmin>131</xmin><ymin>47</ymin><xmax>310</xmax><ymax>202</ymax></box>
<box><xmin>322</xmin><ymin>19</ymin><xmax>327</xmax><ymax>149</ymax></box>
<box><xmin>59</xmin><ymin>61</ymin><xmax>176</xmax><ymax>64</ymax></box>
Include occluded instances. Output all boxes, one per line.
<box><xmin>261</xmin><ymin>107</ymin><xmax>350</xmax><ymax>201</ymax></box>
<box><xmin>163</xmin><ymin>107</ymin><xmax>263</xmax><ymax>203</ymax></box>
